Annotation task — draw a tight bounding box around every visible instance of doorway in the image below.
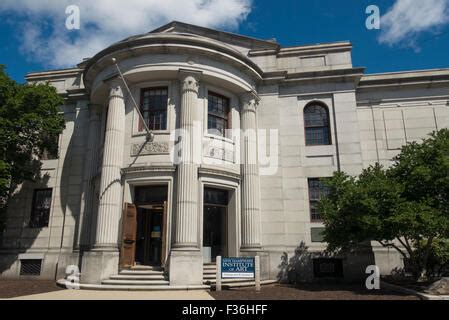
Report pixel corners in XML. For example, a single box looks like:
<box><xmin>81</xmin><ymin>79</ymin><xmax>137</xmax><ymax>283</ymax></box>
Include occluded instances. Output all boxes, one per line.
<box><xmin>135</xmin><ymin>205</ymin><xmax>165</xmax><ymax>266</ymax></box>
<box><xmin>121</xmin><ymin>186</ymin><xmax>168</xmax><ymax>268</ymax></box>
<box><xmin>203</xmin><ymin>188</ymin><xmax>228</xmax><ymax>263</ymax></box>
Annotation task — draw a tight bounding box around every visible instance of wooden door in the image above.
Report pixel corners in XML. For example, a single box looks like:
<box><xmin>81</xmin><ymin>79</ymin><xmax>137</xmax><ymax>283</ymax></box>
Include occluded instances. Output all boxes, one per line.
<box><xmin>120</xmin><ymin>203</ymin><xmax>137</xmax><ymax>269</ymax></box>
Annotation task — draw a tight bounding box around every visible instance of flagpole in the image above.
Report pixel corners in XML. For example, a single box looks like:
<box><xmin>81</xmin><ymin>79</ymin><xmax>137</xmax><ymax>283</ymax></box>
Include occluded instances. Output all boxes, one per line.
<box><xmin>111</xmin><ymin>57</ymin><xmax>154</xmax><ymax>142</ymax></box>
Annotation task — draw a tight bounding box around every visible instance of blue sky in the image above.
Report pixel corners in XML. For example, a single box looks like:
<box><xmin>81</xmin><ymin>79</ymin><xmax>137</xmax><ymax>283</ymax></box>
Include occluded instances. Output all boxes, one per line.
<box><xmin>1</xmin><ymin>0</ymin><xmax>449</xmax><ymax>83</ymax></box>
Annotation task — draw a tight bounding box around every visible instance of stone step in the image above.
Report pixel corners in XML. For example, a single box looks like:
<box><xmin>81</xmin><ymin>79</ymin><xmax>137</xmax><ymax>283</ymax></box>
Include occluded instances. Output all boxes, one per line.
<box><xmin>57</xmin><ymin>279</ymin><xmax>209</xmax><ymax>291</ymax></box>
<box><xmin>120</xmin><ymin>270</ymin><xmax>166</xmax><ymax>276</ymax></box>
<box><xmin>110</xmin><ymin>274</ymin><xmax>167</xmax><ymax>281</ymax></box>
<box><xmin>203</xmin><ymin>270</ymin><xmax>217</xmax><ymax>275</ymax></box>
<box><xmin>129</xmin><ymin>265</ymin><xmax>164</xmax><ymax>271</ymax></box>
<box><xmin>102</xmin><ymin>279</ymin><xmax>170</xmax><ymax>286</ymax></box>
<box><xmin>203</xmin><ymin>274</ymin><xmax>218</xmax><ymax>279</ymax></box>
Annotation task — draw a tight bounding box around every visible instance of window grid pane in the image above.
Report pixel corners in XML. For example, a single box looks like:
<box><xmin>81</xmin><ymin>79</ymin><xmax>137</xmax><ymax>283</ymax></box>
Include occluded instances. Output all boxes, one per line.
<box><xmin>304</xmin><ymin>104</ymin><xmax>331</xmax><ymax>146</ymax></box>
<box><xmin>208</xmin><ymin>92</ymin><xmax>229</xmax><ymax>137</ymax></box>
<box><xmin>140</xmin><ymin>87</ymin><xmax>168</xmax><ymax>131</ymax></box>
<box><xmin>29</xmin><ymin>189</ymin><xmax>53</xmax><ymax>228</ymax></box>
<box><xmin>308</xmin><ymin>178</ymin><xmax>330</xmax><ymax>222</ymax></box>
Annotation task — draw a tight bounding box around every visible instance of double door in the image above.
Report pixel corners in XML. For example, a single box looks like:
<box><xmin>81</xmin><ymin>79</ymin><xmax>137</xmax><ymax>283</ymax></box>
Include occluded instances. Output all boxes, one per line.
<box><xmin>120</xmin><ymin>202</ymin><xmax>167</xmax><ymax>268</ymax></box>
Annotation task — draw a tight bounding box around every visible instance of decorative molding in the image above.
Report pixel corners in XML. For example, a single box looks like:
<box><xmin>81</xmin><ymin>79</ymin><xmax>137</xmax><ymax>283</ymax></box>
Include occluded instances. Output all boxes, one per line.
<box><xmin>122</xmin><ymin>165</ymin><xmax>176</xmax><ymax>175</ymax></box>
<box><xmin>198</xmin><ymin>167</ymin><xmax>241</xmax><ymax>182</ymax></box>
<box><xmin>131</xmin><ymin>142</ymin><xmax>169</xmax><ymax>156</ymax></box>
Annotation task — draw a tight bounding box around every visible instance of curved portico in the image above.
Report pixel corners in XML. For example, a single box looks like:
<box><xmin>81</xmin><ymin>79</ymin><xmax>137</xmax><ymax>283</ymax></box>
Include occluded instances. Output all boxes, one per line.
<box><xmin>80</xmin><ymin>30</ymin><xmax>265</xmax><ymax>285</ymax></box>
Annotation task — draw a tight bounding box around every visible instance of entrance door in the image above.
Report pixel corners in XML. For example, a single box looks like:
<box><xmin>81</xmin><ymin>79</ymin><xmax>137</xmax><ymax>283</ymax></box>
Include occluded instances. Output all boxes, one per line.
<box><xmin>135</xmin><ymin>203</ymin><xmax>167</xmax><ymax>266</ymax></box>
<box><xmin>120</xmin><ymin>203</ymin><xmax>137</xmax><ymax>268</ymax></box>
<box><xmin>203</xmin><ymin>188</ymin><xmax>228</xmax><ymax>263</ymax></box>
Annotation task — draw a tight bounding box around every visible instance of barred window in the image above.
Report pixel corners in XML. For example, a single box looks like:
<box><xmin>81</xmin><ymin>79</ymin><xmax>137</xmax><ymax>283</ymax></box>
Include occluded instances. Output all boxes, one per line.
<box><xmin>304</xmin><ymin>103</ymin><xmax>331</xmax><ymax>146</ymax></box>
<box><xmin>208</xmin><ymin>92</ymin><xmax>230</xmax><ymax>137</ymax></box>
<box><xmin>308</xmin><ymin>178</ymin><xmax>330</xmax><ymax>222</ymax></box>
<box><xmin>140</xmin><ymin>87</ymin><xmax>168</xmax><ymax>131</ymax></box>
<box><xmin>29</xmin><ymin>189</ymin><xmax>53</xmax><ymax>228</ymax></box>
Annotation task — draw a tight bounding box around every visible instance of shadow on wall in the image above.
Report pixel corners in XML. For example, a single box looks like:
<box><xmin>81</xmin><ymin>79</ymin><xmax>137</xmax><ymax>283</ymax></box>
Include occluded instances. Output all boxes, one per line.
<box><xmin>277</xmin><ymin>241</ymin><xmax>377</xmax><ymax>284</ymax></box>
<box><xmin>0</xmin><ymin>173</ymin><xmax>51</xmax><ymax>277</ymax></box>
<box><xmin>0</xmin><ymin>107</ymin><xmax>92</xmax><ymax>280</ymax></box>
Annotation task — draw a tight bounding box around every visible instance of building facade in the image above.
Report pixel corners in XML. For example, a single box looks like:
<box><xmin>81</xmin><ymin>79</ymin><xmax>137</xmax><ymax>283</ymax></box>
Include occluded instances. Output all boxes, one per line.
<box><xmin>1</xmin><ymin>22</ymin><xmax>448</xmax><ymax>286</ymax></box>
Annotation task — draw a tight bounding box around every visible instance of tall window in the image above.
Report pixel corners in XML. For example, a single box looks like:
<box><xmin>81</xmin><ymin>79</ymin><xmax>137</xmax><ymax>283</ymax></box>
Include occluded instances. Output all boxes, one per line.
<box><xmin>308</xmin><ymin>178</ymin><xmax>329</xmax><ymax>222</ymax></box>
<box><xmin>29</xmin><ymin>189</ymin><xmax>53</xmax><ymax>228</ymax></box>
<box><xmin>304</xmin><ymin>103</ymin><xmax>331</xmax><ymax>146</ymax></box>
<box><xmin>208</xmin><ymin>92</ymin><xmax>230</xmax><ymax>137</ymax></box>
<box><xmin>140</xmin><ymin>87</ymin><xmax>168</xmax><ymax>131</ymax></box>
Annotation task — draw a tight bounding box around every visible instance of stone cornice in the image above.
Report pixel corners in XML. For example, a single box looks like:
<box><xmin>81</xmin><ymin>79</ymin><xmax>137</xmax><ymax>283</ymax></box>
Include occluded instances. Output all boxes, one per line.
<box><xmin>249</xmin><ymin>41</ymin><xmax>352</xmax><ymax>58</ymax></box>
<box><xmin>260</xmin><ymin>67</ymin><xmax>365</xmax><ymax>85</ymax></box>
<box><xmin>358</xmin><ymin>68</ymin><xmax>449</xmax><ymax>90</ymax></box>
<box><xmin>83</xmin><ymin>33</ymin><xmax>264</xmax><ymax>92</ymax></box>
<box><xmin>26</xmin><ymin>67</ymin><xmax>83</xmax><ymax>82</ymax></box>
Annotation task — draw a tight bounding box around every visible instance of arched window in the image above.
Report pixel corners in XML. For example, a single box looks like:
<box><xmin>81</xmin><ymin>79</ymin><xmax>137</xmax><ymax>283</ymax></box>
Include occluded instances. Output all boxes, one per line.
<box><xmin>304</xmin><ymin>102</ymin><xmax>331</xmax><ymax>146</ymax></box>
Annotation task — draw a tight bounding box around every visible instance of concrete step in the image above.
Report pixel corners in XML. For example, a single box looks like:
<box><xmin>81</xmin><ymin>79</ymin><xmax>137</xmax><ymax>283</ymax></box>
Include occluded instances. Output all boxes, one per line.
<box><xmin>203</xmin><ymin>270</ymin><xmax>217</xmax><ymax>275</ymax></box>
<box><xmin>57</xmin><ymin>279</ymin><xmax>209</xmax><ymax>291</ymax></box>
<box><xmin>110</xmin><ymin>274</ymin><xmax>167</xmax><ymax>281</ymax></box>
<box><xmin>120</xmin><ymin>270</ymin><xmax>166</xmax><ymax>276</ymax></box>
<box><xmin>129</xmin><ymin>266</ymin><xmax>163</xmax><ymax>271</ymax></box>
<box><xmin>203</xmin><ymin>274</ymin><xmax>218</xmax><ymax>279</ymax></box>
<box><xmin>102</xmin><ymin>279</ymin><xmax>170</xmax><ymax>286</ymax></box>
<box><xmin>203</xmin><ymin>264</ymin><xmax>217</xmax><ymax>269</ymax></box>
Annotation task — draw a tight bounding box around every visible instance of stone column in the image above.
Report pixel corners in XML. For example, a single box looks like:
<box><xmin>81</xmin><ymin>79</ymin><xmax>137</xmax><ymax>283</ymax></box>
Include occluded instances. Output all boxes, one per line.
<box><xmin>78</xmin><ymin>104</ymin><xmax>101</xmax><ymax>250</ymax></box>
<box><xmin>169</xmin><ymin>70</ymin><xmax>203</xmax><ymax>286</ymax></box>
<box><xmin>240</xmin><ymin>92</ymin><xmax>262</xmax><ymax>251</ymax></box>
<box><xmin>81</xmin><ymin>80</ymin><xmax>126</xmax><ymax>284</ymax></box>
<box><xmin>94</xmin><ymin>80</ymin><xmax>126</xmax><ymax>250</ymax></box>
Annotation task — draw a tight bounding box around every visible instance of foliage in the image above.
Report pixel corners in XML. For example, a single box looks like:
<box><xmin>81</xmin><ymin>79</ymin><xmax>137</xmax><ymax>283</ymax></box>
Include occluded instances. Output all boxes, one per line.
<box><xmin>0</xmin><ymin>65</ymin><xmax>65</xmax><ymax>230</ymax></box>
<box><xmin>319</xmin><ymin>129</ymin><xmax>449</xmax><ymax>280</ymax></box>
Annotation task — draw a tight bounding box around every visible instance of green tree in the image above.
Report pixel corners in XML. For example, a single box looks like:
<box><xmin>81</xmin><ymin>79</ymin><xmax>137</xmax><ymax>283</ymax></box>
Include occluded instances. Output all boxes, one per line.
<box><xmin>319</xmin><ymin>129</ymin><xmax>449</xmax><ymax>280</ymax></box>
<box><xmin>0</xmin><ymin>65</ymin><xmax>65</xmax><ymax>230</ymax></box>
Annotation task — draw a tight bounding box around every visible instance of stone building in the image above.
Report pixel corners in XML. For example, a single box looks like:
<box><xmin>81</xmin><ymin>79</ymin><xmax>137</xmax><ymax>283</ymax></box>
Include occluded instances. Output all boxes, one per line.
<box><xmin>1</xmin><ymin>21</ymin><xmax>448</xmax><ymax>288</ymax></box>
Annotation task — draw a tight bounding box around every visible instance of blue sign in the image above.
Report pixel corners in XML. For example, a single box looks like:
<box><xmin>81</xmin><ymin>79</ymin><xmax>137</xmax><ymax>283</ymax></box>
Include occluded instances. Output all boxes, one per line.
<box><xmin>221</xmin><ymin>257</ymin><xmax>255</xmax><ymax>279</ymax></box>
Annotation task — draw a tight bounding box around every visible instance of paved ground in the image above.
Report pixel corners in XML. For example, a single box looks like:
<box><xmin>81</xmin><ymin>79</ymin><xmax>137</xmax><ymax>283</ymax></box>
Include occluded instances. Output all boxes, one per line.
<box><xmin>210</xmin><ymin>284</ymin><xmax>420</xmax><ymax>300</ymax></box>
<box><xmin>0</xmin><ymin>280</ymin><xmax>63</xmax><ymax>299</ymax></box>
<box><xmin>9</xmin><ymin>289</ymin><xmax>214</xmax><ymax>300</ymax></box>
<box><xmin>1</xmin><ymin>280</ymin><xmax>420</xmax><ymax>300</ymax></box>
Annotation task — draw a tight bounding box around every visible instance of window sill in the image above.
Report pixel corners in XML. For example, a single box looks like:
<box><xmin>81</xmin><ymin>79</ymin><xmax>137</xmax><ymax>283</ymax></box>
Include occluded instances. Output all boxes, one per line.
<box><xmin>132</xmin><ymin>130</ymin><xmax>170</xmax><ymax>138</ymax></box>
<box><xmin>305</xmin><ymin>145</ymin><xmax>334</xmax><ymax>157</ymax></box>
<box><xmin>204</xmin><ymin>133</ymin><xmax>235</xmax><ymax>144</ymax></box>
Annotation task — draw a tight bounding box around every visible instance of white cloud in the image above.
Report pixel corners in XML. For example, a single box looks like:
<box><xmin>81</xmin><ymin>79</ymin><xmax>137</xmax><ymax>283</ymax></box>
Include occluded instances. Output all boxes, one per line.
<box><xmin>0</xmin><ymin>0</ymin><xmax>252</xmax><ymax>68</ymax></box>
<box><xmin>378</xmin><ymin>0</ymin><xmax>449</xmax><ymax>47</ymax></box>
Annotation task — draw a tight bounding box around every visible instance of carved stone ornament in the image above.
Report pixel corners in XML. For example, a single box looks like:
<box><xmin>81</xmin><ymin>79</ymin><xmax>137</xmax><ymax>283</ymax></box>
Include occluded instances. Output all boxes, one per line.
<box><xmin>131</xmin><ymin>142</ymin><xmax>169</xmax><ymax>156</ymax></box>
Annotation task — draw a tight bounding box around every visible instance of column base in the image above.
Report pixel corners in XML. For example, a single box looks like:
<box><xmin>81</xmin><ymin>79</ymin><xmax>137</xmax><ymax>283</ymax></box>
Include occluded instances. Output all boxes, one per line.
<box><xmin>80</xmin><ymin>250</ymin><xmax>119</xmax><ymax>284</ymax></box>
<box><xmin>168</xmin><ymin>249</ymin><xmax>203</xmax><ymax>286</ymax></box>
<box><xmin>240</xmin><ymin>249</ymin><xmax>269</xmax><ymax>281</ymax></box>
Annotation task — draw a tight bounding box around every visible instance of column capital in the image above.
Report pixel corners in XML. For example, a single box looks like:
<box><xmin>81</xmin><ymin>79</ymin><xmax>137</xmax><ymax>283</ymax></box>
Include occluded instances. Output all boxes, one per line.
<box><xmin>179</xmin><ymin>69</ymin><xmax>202</xmax><ymax>94</ymax></box>
<box><xmin>240</xmin><ymin>91</ymin><xmax>260</xmax><ymax>112</ymax></box>
<box><xmin>109</xmin><ymin>81</ymin><xmax>124</xmax><ymax>99</ymax></box>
